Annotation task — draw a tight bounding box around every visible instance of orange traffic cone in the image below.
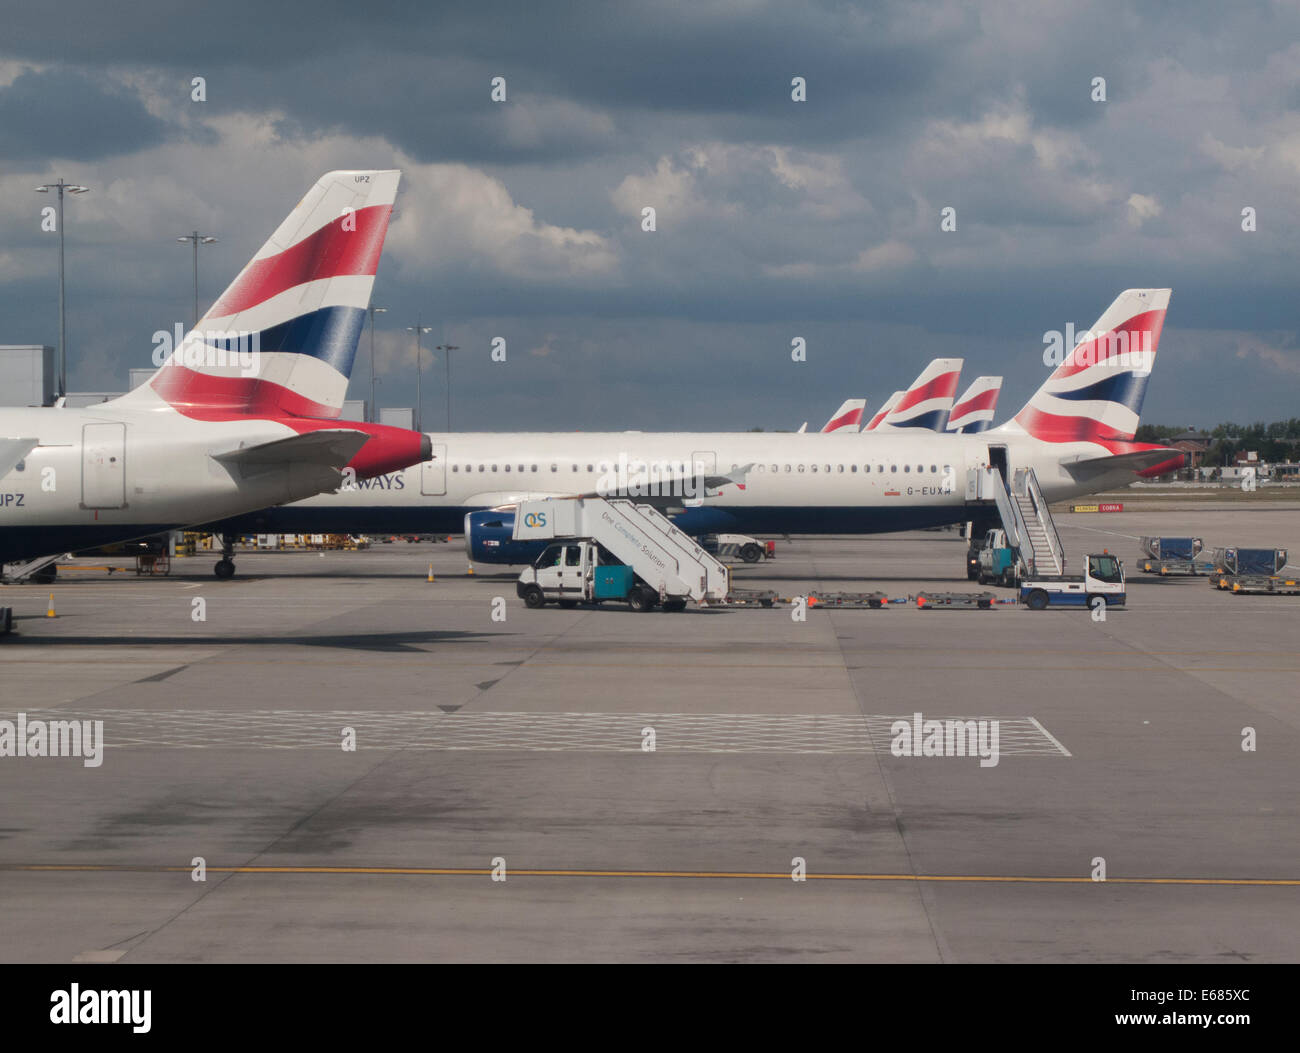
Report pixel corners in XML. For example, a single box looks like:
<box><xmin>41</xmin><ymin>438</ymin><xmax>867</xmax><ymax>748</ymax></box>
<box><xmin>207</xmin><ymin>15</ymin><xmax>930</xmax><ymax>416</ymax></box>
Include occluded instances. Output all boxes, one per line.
<box><xmin>46</xmin><ymin>593</ymin><xmax>56</xmax><ymax>618</ymax></box>
<box><xmin>427</xmin><ymin>564</ymin><xmax>435</xmax><ymax>583</ymax></box>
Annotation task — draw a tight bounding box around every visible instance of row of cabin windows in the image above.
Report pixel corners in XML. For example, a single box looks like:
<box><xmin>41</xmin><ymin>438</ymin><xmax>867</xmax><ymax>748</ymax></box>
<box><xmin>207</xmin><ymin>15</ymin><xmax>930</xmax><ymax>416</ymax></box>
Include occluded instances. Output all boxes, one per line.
<box><xmin>749</xmin><ymin>463</ymin><xmax>950</xmax><ymax>475</ymax></box>
<box><xmin>449</xmin><ymin>462</ymin><xmax>952</xmax><ymax>475</ymax></box>
<box><xmin>452</xmin><ymin>464</ymin><xmax>609</xmax><ymax>473</ymax></box>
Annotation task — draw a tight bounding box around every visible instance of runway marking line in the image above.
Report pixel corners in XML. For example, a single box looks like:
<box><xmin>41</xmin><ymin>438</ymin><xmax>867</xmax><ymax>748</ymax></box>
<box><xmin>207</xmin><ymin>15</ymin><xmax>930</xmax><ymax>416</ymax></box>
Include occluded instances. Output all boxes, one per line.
<box><xmin>2</xmin><ymin>864</ymin><xmax>1296</xmax><ymax>886</ymax></box>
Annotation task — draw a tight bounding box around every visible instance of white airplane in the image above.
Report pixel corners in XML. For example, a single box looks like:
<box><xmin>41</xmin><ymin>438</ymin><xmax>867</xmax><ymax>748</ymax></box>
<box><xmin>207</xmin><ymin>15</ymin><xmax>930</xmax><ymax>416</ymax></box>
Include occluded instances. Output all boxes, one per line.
<box><xmin>0</xmin><ymin>169</ymin><xmax>429</xmax><ymax>580</ymax></box>
<box><xmin>207</xmin><ymin>290</ymin><xmax>1182</xmax><ymax>569</ymax></box>
<box><xmin>946</xmin><ymin>376</ymin><xmax>1004</xmax><ymax>434</ymax></box>
<box><xmin>820</xmin><ymin>398</ymin><xmax>867</xmax><ymax>433</ymax></box>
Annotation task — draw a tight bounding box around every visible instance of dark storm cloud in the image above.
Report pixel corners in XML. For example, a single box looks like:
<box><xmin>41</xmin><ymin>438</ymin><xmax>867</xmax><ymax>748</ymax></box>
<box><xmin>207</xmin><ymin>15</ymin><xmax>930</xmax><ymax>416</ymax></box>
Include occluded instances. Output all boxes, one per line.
<box><xmin>0</xmin><ymin>0</ymin><xmax>1297</xmax><ymax>426</ymax></box>
<box><xmin>0</xmin><ymin>67</ymin><xmax>172</xmax><ymax>161</ymax></box>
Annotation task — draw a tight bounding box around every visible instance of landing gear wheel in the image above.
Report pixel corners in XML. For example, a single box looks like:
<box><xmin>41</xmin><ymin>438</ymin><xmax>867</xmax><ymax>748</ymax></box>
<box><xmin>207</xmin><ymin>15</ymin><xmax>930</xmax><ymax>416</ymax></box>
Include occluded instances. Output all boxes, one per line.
<box><xmin>1026</xmin><ymin>589</ymin><xmax>1049</xmax><ymax>611</ymax></box>
<box><xmin>214</xmin><ymin>559</ymin><xmax>236</xmax><ymax>580</ymax></box>
<box><xmin>627</xmin><ymin>586</ymin><xmax>655</xmax><ymax>613</ymax></box>
<box><xmin>739</xmin><ymin>543</ymin><xmax>762</xmax><ymax>563</ymax></box>
<box><xmin>522</xmin><ymin>585</ymin><xmax>546</xmax><ymax>609</ymax></box>
<box><xmin>558</xmin><ymin>599</ymin><xmax>579</xmax><ymax>609</ymax></box>
<box><xmin>662</xmin><ymin>598</ymin><xmax>687</xmax><ymax>612</ymax></box>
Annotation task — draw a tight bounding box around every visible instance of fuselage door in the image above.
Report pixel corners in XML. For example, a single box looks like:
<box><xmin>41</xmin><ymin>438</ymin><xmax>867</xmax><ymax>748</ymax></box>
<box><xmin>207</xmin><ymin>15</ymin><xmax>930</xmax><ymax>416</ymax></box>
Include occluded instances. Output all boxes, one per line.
<box><xmin>421</xmin><ymin>443</ymin><xmax>448</xmax><ymax>496</ymax></box>
<box><xmin>81</xmin><ymin>422</ymin><xmax>126</xmax><ymax>509</ymax></box>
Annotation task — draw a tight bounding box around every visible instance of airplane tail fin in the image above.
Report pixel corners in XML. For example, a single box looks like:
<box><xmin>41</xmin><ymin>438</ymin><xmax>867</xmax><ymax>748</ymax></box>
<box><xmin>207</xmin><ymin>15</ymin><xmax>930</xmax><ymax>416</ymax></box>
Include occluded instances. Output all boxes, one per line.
<box><xmin>1000</xmin><ymin>289</ymin><xmax>1170</xmax><ymax>444</ymax></box>
<box><xmin>878</xmin><ymin>358</ymin><xmax>963</xmax><ymax>431</ymax></box>
<box><xmin>822</xmin><ymin>398</ymin><xmax>867</xmax><ymax>433</ymax></box>
<box><xmin>946</xmin><ymin>376</ymin><xmax>1002</xmax><ymax>434</ymax></box>
<box><xmin>862</xmin><ymin>391</ymin><xmax>902</xmax><ymax>432</ymax></box>
<box><xmin>116</xmin><ymin>170</ymin><xmax>400</xmax><ymax>420</ymax></box>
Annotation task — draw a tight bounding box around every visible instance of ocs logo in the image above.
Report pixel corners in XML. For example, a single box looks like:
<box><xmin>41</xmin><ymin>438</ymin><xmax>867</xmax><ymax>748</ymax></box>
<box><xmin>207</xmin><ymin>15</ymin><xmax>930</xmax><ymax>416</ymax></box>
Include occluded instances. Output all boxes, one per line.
<box><xmin>523</xmin><ymin>511</ymin><xmax>547</xmax><ymax>528</ymax></box>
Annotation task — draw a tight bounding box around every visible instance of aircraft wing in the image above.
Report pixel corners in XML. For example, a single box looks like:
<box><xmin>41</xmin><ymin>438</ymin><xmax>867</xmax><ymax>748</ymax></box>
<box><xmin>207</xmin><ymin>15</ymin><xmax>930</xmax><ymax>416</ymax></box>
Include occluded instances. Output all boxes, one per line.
<box><xmin>0</xmin><ymin>438</ymin><xmax>39</xmax><ymax>481</ymax></box>
<box><xmin>211</xmin><ymin>429</ymin><xmax>371</xmax><ymax>472</ymax></box>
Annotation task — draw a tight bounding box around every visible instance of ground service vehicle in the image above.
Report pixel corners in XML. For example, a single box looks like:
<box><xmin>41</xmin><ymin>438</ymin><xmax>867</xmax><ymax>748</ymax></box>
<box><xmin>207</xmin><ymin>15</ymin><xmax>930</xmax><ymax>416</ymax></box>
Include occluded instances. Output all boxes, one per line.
<box><xmin>976</xmin><ymin>528</ymin><xmax>1019</xmax><ymax>586</ymax></box>
<box><xmin>1020</xmin><ymin>553</ymin><xmax>1126</xmax><ymax>610</ymax></box>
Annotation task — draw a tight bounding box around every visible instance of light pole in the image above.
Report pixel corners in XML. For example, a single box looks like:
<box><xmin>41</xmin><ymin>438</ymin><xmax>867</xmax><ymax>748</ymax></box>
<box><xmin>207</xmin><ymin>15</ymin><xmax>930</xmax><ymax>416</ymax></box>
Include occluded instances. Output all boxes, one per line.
<box><xmin>367</xmin><ymin>304</ymin><xmax>387</xmax><ymax>422</ymax></box>
<box><xmin>436</xmin><ymin>344</ymin><xmax>459</xmax><ymax>432</ymax></box>
<box><xmin>176</xmin><ymin>231</ymin><xmax>219</xmax><ymax>329</ymax></box>
<box><xmin>406</xmin><ymin>322</ymin><xmax>432</xmax><ymax>431</ymax></box>
<box><xmin>35</xmin><ymin>179</ymin><xmax>89</xmax><ymax>399</ymax></box>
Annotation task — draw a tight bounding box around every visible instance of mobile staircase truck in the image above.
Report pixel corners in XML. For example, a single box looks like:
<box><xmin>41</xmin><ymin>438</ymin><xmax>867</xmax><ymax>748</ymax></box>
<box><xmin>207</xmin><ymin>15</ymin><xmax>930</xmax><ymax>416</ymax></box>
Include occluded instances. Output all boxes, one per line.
<box><xmin>1019</xmin><ymin>553</ymin><xmax>1126</xmax><ymax>610</ymax></box>
<box><xmin>513</xmin><ymin>497</ymin><xmax>739</xmax><ymax>612</ymax></box>
<box><xmin>1138</xmin><ymin>536</ymin><xmax>1215</xmax><ymax>576</ymax></box>
<box><xmin>1209</xmin><ymin>548</ymin><xmax>1298</xmax><ymax>594</ymax></box>
<box><xmin>965</xmin><ymin>466</ymin><xmax>1064</xmax><ymax>585</ymax></box>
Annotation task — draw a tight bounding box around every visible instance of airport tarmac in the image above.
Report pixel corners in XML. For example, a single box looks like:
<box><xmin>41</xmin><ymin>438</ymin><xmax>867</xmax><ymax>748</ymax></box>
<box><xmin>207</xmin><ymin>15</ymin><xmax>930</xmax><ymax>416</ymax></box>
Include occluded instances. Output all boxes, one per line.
<box><xmin>1</xmin><ymin>504</ymin><xmax>1298</xmax><ymax>962</ymax></box>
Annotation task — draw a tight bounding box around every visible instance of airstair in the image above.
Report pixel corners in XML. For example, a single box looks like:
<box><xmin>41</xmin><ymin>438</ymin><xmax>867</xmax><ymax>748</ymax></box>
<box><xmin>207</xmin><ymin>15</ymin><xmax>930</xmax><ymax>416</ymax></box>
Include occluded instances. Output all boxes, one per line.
<box><xmin>512</xmin><ymin>497</ymin><xmax>731</xmax><ymax>603</ymax></box>
<box><xmin>1</xmin><ymin>551</ymin><xmax>66</xmax><ymax>584</ymax></box>
<box><xmin>967</xmin><ymin>467</ymin><xmax>1064</xmax><ymax>576</ymax></box>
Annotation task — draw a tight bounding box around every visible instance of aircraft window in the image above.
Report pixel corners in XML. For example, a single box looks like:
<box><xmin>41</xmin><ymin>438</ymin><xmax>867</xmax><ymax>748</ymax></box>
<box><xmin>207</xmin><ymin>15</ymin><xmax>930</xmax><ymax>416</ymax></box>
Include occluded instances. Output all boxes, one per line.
<box><xmin>797</xmin><ymin>464</ymin><xmax>805</xmax><ymax>473</ymax></box>
<box><xmin>891</xmin><ymin>465</ymin><xmax>897</xmax><ymax>473</ymax></box>
<box><xmin>770</xmin><ymin>464</ymin><xmax>778</xmax><ymax>472</ymax></box>
<box><xmin>904</xmin><ymin>465</ymin><xmax>910</xmax><ymax>473</ymax></box>
<box><xmin>452</xmin><ymin>465</ymin><xmax>459</xmax><ymax>472</ymax></box>
<box><xmin>811</xmin><ymin>464</ymin><xmax>818</xmax><ymax>473</ymax></box>
<box><xmin>930</xmin><ymin>464</ymin><xmax>938</xmax><ymax>473</ymax></box>
<box><xmin>531</xmin><ymin>465</ymin><xmax>538</xmax><ymax>473</ymax></box>
<box><xmin>479</xmin><ymin>465</ymin><xmax>485</xmax><ymax>472</ymax></box>
<box><xmin>917</xmin><ymin>464</ymin><xmax>924</xmax><ymax>473</ymax></box>
<box><xmin>837</xmin><ymin>465</ymin><xmax>844</xmax><ymax>473</ymax></box>
<box><xmin>784</xmin><ymin>465</ymin><xmax>791</xmax><ymax>473</ymax></box>
<box><xmin>587</xmin><ymin>464</ymin><xmax>594</xmax><ymax>472</ymax></box>
<box><xmin>572</xmin><ymin>465</ymin><xmax>578</xmax><ymax>472</ymax></box>
<box><xmin>504</xmin><ymin>465</ymin><xmax>511</xmax><ymax>472</ymax></box>
<box><xmin>491</xmin><ymin>464</ymin><xmax>498</xmax><ymax>472</ymax></box>
<box><xmin>551</xmin><ymin>464</ymin><xmax>557</xmax><ymax>472</ymax></box>
<box><xmin>943</xmin><ymin>464</ymin><xmax>952</xmax><ymax>476</ymax></box>
<box><xmin>564</xmin><ymin>545</ymin><xmax>582</xmax><ymax>567</ymax></box>
<box><xmin>851</xmin><ymin>465</ymin><xmax>858</xmax><ymax>473</ymax></box>
<box><xmin>598</xmin><ymin>462</ymin><xmax>609</xmax><ymax>473</ymax></box>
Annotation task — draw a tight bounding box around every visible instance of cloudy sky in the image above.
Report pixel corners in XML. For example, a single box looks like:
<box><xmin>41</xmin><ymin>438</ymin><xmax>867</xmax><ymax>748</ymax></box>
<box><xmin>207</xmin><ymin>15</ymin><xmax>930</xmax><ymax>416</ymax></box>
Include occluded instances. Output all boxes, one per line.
<box><xmin>1</xmin><ymin>0</ymin><xmax>1297</xmax><ymax>431</ymax></box>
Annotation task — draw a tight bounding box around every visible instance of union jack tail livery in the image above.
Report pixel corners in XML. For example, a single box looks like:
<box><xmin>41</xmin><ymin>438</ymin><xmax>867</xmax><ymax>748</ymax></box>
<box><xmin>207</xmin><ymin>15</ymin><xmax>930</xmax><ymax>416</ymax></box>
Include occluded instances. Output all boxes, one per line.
<box><xmin>1001</xmin><ymin>289</ymin><xmax>1170</xmax><ymax>448</ymax></box>
<box><xmin>862</xmin><ymin>391</ymin><xmax>901</xmax><ymax>432</ymax></box>
<box><xmin>876</xmin><ymin>359</ymin><xmax>963</xmax><ymax>431</ymax></box>
<box><xmin>121</xmin><ymin>170</ymin><xmax>400</xmax><ymax>421</ymax></box>
<box><xmin>946</xmin><ymin>376</ymin><xmax>1002</xmax><ymax>434</ymax></box>
<box><xmin>821</xmin><ymin>398</ymin><xmax>867</xmax><ymax>433</ymax></box>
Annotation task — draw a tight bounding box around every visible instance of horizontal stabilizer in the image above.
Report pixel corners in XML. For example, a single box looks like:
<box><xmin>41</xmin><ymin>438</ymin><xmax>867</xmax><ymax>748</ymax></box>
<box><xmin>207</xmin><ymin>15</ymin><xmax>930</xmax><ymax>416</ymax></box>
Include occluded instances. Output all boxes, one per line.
<box><xmin>0</xmin><ymin>438</ymin><xmax>38</xmax><ymax>480</ymax></box>
<box><xmin>1062</xmin><ymin>446</ymin><xmax>1184</xmax><ymax>481</ymax></box>
<box><xmin>211</xmin><ymin>429</ymin><xmax>370</xmax><ymax>471</ymax></box>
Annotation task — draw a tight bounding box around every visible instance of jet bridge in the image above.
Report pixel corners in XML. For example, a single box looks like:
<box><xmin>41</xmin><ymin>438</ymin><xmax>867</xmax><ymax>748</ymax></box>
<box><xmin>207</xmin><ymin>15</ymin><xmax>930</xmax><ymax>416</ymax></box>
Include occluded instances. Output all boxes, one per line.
<box><xmin>512</xmin><ymin>497</ymin><xmax>730</xmax><ymax>604</ymax></box>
